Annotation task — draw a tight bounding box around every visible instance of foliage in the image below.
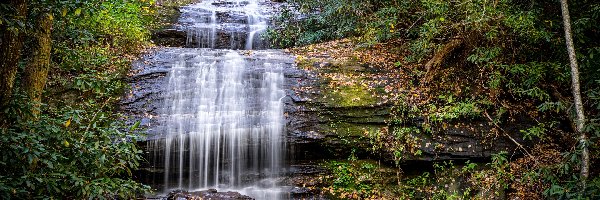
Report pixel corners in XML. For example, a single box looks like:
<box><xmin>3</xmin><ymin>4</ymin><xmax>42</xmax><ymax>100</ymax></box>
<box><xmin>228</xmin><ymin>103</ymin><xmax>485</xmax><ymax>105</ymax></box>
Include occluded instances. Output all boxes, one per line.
<box><xmin>275</xmin><ymin>0</ymin><xmax>600</xmax><ymax>197</ymax></box>
<box><xmin>270</xmin><ymin>0</ymin><xmax>597</xmax><ymax>117</ymax></box>
<box><xmin>53</xmin><ymin>0</ymin><xmax>154</xmax><ymax>53</ymax></box>
<box><xmin>402</xmin><ymin>161</ymin><xmax>475</xmax><ymax>199</ymax></box>
<box><xmin>540</xmin><ymin>150</ymin><xmax>600</xmax><ymax>199</ymax></box>
<box><xmin>0</xmin><ymin>0</ymin><xmax>159</xmax><ymax>198</ymax></box>
<box><xmin>322</xmin><ymin>159</ymin><xmax>397</xmax><ymax>199</ymax></box>
<box><xmin>376</xmin><ymin>94</ymin><xmax>487</xmax><ymax>165</ymax></box>
<box><xmin>268</xmin><ymin>0</ymin><xmax>388</xmax><ymax>47</ymax></box>
<box><xmin>400</xmin><ymin>154</ymin><xmax>513</xmax><ymax>199</ymax></box>
<box><xmin>0</xmin><ymin>95</ymin><xmax>149</xmax><ymax>199</ymax></box>
<box><xmin>469</xmin><ymin>152</ymin><xmax>514</xmax><ymax>198</ymax></box>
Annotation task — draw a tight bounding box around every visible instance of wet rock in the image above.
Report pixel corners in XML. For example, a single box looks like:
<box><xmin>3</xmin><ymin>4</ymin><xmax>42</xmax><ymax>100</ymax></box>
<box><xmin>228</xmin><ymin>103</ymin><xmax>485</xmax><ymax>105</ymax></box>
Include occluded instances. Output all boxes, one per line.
<box><xmin>173</xmin><ymin>0</ymin><xmax>274</xmax><ymax>49</ymax></box>
<box><xmin>153</xmin><ymin>29</ymin><xmax>187</xmax><ymax>47</ymax></box>
<box><xmin>289</xmin><ymin>187</ymin><xmax>317</xmax><ymax>199</ymax></box>
<box><xmin>390</xmin><ymin>118</ymin><xmax>530</xmax><ymax>161</ymax></box>
<box><xmin>123</xmin><ymin>48</ymin><xmax>296</xmax><ymax>192</ymax></box>
<box><xmin>283</xmin><ymin>63</ymin><xmax>390</xmax><ymax>160</ymax></box>
<box><xmin>126</xmin><ymin>0</ymin><xmax>301</xmax><ymax>197</ymax></box>
<box><xmin>211</xmin><ymin>1</ymin><xmax>250</xmax><ymax>7</ymax></box>
<box><xmin>284</xmin><ymin>74</ymin><xmax>525</xmax><ymax>162</ymax></box>
<box><xmin>290</xmin><ymin>130</ymin><xmax>325</xmax><ymax>142</ymax></box>
<box><xmin>166</xmin><ymin>189</ymin><xmax>253</xmax><ymax>200</ymax></box>
<box><xmin>283</xmin><ymin>164</ymin><xmax>329</xmax><ymax>199</ymax></box>
<box><xmin>317</xmin><ymin>62</ymin><xmax>331</xmax><ymax>68</ymax></box>
<box><xmin>215</xmin><ymin>12</ymin><xmax>249</xmax><ymax>24</ymax></box>
<box><xmin>122</xmin><ymin>48</ymin><xmax>295</xmax><ymax>141</ymax></box>
<box><xmin>149</xmin><ymin>0</ymin><xmax>278</xmax><ymax>49</ymax></box>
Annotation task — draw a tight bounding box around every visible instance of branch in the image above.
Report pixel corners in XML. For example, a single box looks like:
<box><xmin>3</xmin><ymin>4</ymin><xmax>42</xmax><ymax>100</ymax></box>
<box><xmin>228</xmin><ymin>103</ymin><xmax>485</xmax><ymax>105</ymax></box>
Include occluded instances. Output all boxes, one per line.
<box><xmin>484</xmin><ymin>111</ymin><xmax>539</xmax><ymax>165</ymax></box>
<box><xmin>81</xmin><ymin>97</ymin><xmax>113</xmax><ymax>143</ymax></box>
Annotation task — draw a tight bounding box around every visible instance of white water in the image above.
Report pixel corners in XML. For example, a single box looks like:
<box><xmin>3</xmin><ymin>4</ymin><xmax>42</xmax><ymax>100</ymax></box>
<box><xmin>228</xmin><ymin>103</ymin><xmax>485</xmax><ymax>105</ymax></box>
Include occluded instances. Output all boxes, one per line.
<box><xmin>157</xmin><ymin>50</ymin><xmax>286</xmax><ymax>195</ymax></box>
<box><xmin>151</xmin><ymin>0</ymin><xmax>287</xmax><ymax>199</ymax></box>
<box><xmin>245</xmin><ymin>2</ymin><xmax>268</xmax><ymax>50</ymax></box>
<box><xmin>182</xmin><ymin>0</ymin><xmax>269</xmax><ymax>49</ymax></box>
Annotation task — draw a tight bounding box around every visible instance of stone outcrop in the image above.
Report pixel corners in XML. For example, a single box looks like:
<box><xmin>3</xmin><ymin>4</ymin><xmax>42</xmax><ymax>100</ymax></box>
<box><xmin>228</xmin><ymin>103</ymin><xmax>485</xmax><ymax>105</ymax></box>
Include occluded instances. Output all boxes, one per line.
<box><xmin>153</xmin><ymin>29</ymin><xmax>187</xmax><ymax>47</ymax></box>
<box><xmin>283</xmin><ymin>58</ymin><xmax>529</xmax><ymax>164</ymax></box>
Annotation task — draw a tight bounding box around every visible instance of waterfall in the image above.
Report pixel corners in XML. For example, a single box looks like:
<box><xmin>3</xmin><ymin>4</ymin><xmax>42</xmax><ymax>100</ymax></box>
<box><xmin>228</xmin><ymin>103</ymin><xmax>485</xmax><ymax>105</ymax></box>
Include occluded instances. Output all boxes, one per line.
<box><xmin>245</xmin><ymin>1</ymin><xmax>268</xmax><ymax>50</ymax></box>
<box><xmin>181</xmin><ymin>0</ymin><xmax>269</xmax><ymax>50</ymax></box>
<box><xmin>158</xmin><ymin>51</ymin><xmax>285</xmax><ymax>190</ymax></box>
<box><xmin>148</xmin><ymin>0</ymin><xmax>287</xmax><ymax>198</ymax></box>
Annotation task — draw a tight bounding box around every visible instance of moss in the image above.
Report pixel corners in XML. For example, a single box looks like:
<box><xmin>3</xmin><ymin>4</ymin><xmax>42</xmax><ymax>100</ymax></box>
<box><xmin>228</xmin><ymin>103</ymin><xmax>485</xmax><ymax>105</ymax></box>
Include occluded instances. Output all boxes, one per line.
<box><xmin>321</xmin><ymin>84</ymin><xmax>378</xmax><ymax>107</ymax></box>
<box><xmin>330</xmin><ymin>58</ymin><xmax>366</xmax><ymax>73</ymax></box>
<box><xmin>150</xmin><ymin>0</ymin><xmax>199</xmax><ymax>31</ymax></box>
<box><xmin>295</xmin><ymin>56</ymin><xmax>321</xmax><ymax>70</ymax></box>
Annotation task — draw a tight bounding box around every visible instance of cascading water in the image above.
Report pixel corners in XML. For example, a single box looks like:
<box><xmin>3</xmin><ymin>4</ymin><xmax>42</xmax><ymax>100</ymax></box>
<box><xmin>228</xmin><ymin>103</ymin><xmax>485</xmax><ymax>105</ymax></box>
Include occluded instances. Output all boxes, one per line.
<box><xmin>181</xmin><ymin>0</ymin><xmax>269</xmax><ymax>50</ymax></box>
<box><xmin>155</xmin><ymin>50</ymin><xmax>286</xmax><ymax>197</ymax></box>
<box><xmin>245</xmin><ymin>2</ymin><xmax>268</xmax><ymax>50</ymax></box>
<box><xmin>145</xmin><ymin>0</ymin><xmax>288</xmax><ymax>199</ymax></box>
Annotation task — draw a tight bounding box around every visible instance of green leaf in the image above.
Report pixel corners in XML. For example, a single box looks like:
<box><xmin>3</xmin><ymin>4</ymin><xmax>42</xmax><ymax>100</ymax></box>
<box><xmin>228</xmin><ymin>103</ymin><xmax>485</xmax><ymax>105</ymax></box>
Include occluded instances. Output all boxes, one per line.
<box><xmin>129</xmin><ymin>121</ymin><xmax>141</xmax><ymax>131</ymax></box>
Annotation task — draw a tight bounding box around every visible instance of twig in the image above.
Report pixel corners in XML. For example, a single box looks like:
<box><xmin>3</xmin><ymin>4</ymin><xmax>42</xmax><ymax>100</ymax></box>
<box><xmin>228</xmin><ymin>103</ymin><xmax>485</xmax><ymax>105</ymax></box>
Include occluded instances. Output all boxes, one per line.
<box><xmin>484</xmin><ymin>111</ymin><xmax>539</xmax><ymax>165</ymax></box>
<box><xmin>81</xmin><ymin>97</ymin><xmax>113</xmax><ymax>143</ymax></box>
<box><xmin>404</xmin><ymin>15</ymin><xmax>423</xmax><ymax>36</ymax></box>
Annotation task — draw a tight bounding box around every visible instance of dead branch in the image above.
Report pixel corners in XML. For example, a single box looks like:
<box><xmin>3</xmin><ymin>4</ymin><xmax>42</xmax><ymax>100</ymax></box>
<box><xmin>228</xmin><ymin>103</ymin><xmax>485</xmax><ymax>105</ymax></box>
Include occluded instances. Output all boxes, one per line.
<box><xmin>484</xmin><ymin>111</ymin><xmax>539</xmax><ymax>165</ymax></box>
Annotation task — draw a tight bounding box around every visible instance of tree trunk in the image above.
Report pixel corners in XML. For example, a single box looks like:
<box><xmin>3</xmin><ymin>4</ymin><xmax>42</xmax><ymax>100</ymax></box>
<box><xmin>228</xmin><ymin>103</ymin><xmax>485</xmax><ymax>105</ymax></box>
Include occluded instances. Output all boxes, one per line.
<box><xmin>423</xmin><ymin>38</ymin><xmax>463</xmax><ymax>83</ymax></box>
<box><xmin>0</xmin><ymin>0</ymin><xmax>27</xmax><ymax>107</ymax></box>
<box><xmin>21</xmin><ymin>13</ymin><xmax>53</xmax><ymax>117</ymax></box>
<box><xmin>560</xmin><ymin>0</ymin><xmax>588</xmax><ymax>184</ymax></box>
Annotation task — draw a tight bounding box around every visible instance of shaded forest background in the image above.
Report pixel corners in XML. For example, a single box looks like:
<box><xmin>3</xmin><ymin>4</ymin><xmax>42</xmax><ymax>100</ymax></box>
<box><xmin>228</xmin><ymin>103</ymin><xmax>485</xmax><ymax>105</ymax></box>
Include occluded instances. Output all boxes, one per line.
<box><xmin>0</xmin><ymin>0</ymin><xmax>598</xmax><ymax>199</ymax></box>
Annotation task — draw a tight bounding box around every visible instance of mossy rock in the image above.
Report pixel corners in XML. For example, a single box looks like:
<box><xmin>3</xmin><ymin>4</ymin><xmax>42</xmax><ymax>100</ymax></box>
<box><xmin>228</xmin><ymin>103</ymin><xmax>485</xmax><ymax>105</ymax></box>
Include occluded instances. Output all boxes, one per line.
<box><xmin>320</xmin><ymin>84</ymin><xmax>378</xmax><ymax>107</ymax></box>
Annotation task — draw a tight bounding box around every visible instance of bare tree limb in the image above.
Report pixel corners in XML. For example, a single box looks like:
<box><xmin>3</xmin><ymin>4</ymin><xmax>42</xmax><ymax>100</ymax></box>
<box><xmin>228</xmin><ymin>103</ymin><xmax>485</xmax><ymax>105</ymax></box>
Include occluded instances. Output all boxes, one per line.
<box><xmin>484</xmin><ymin>111</ymin><xmax>539</xmax><ymax>165</ymax></box>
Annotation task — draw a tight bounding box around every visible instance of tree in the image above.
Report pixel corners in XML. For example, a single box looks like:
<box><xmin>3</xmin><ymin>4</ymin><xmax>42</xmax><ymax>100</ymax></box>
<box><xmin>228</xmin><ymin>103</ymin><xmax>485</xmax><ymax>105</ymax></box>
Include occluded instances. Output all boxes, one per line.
<box><xmin>21</xmin><ymin>12</ymin><xmax>53</xmax><ymax>117</ymax></box>
<box><xmin>559</xmin><ymin>0</ymin><xmax>588</xmax><ymax>184</ymax></box>
<box><xmin>0</xmin><ymin>0</ymin><xmax>27</xmax><ymax>110</ymax></box>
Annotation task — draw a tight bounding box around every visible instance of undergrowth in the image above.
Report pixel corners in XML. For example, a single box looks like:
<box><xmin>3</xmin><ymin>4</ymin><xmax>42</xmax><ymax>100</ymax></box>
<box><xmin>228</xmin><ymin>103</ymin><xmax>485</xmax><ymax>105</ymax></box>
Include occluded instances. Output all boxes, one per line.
<box><xmin>273</xmin><ymin>0</ymin><xmax>600</xmax><ymax>198</ymax></box>
<box><xmin>0</xmin><ymin>0</ymin><xmax>180</xmax><ymax>198</ymax></box>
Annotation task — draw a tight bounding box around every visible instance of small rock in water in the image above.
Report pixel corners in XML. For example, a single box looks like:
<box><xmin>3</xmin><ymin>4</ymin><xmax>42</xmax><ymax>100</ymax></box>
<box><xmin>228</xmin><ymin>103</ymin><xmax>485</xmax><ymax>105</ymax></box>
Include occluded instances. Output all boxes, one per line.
<box><xmin>166</xmin><ymin>189</ymin><xmax>253</xmax><ymax>200</ymax></box>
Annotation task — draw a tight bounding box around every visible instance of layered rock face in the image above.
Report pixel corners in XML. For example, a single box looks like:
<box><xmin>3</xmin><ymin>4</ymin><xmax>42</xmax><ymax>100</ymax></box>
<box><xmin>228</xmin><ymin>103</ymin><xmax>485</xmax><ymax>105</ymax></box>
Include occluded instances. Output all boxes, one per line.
<box><xmin>152</xmin><ymin>0</ymin><xmax>281</xmax><ymax>49</ymax></box>
<box><xmin>123</xmin><ymin>1</ymin><xmax>295</xmax><ymax>199</ymax></box>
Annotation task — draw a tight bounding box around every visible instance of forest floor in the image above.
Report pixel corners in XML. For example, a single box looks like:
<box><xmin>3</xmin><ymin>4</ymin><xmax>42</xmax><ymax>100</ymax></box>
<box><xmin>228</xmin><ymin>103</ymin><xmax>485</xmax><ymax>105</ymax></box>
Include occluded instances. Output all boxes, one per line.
<box><xmin>288</xmin><ymin>38</ymin><xmax>411</xmax><ymax>106</ymax></box>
